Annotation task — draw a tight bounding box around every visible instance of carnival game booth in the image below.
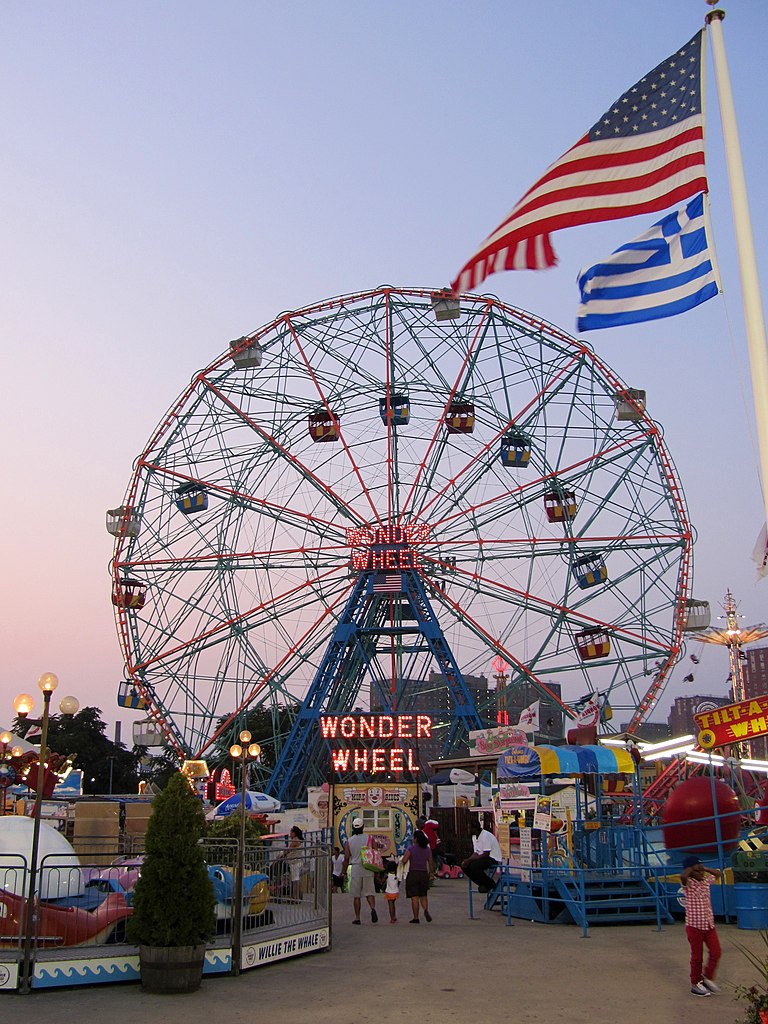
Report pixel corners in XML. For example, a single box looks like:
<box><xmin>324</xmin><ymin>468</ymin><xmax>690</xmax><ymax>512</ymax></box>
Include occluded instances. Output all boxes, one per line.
<box><xmin>480</xmin><ymin>743</ymin><xmax>676</xmax><ymax>936</ymax></box>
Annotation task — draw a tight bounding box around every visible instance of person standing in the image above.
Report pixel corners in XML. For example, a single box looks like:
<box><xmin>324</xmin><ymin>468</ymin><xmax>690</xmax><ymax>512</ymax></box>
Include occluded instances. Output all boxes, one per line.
<box><xmin>383</xmin><ymin>860</ymin><xmax>400</xmax><ymax>923</ymax></box>
<box><xmin>331</xmin><ymin>846</ymin><xmax>345</xmax><ymax>893</ymax></box>
<box><xmin>461</xmin><ymin>817</ymin><xmax>502</xmax><ymax>893</ymax></box>
<box><xmin>341</xmin><ymin>817</ymin><xmax>378</xmax><ymax>925</ymax></box>
<box><xmin>401</xmin><ymin>829</ymin><xmax>434</xmax><ymax>923</ymax></box>
<box><xmin>681</xmin><ymin>855</ymin><xmax>722</xmax><ymax>997</ymax></box>
<box><xmin>282</xmin><ymin>825</ymin><xmax>304</xmax><ymax>901</ymax></box>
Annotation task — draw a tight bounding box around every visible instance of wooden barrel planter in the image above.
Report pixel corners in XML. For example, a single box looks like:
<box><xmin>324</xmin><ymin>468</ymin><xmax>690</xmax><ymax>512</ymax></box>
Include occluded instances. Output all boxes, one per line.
<box><xmin>139</xmin><ymin>944</ymin><xmax>207</xmax><ymax>993</ymax></box>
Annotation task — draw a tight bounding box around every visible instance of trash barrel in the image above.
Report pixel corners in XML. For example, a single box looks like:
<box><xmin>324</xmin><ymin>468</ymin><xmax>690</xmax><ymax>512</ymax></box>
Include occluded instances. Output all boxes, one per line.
<box><xmin>734</xmin><ymin>883</ymin><xmax>768</xmax><ymax>929</ymax></box>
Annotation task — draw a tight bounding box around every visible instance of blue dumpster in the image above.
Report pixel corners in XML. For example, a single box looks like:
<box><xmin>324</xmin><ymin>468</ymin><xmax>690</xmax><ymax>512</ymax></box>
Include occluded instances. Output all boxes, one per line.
<box><xmin>734</xmin><ymin>883</ymin><xmax>768</xmax><ymax>929</ymax></box>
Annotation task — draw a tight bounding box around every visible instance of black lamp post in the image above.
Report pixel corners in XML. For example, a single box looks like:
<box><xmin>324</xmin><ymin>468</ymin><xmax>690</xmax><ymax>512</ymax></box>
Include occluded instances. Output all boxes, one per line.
<box><xmin>16</xmin><ymin>675</ymin><xmax>79</xmax><ymax>994</ymax></box>
<box><xmin>228</xmin><ymin>731</ymin><xmax>261</xmax><ymax>976</ymax></box>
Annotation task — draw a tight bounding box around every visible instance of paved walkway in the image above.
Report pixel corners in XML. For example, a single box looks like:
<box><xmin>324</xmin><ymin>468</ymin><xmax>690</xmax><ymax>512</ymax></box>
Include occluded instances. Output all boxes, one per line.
<box><xmin>6</xmin><ymin>880</ymin><xmax>764</xmax><ymax>1023</ymax></box>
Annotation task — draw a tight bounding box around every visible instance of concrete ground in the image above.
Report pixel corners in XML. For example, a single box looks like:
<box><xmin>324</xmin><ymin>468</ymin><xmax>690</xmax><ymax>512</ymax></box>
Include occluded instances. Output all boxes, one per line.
<box><xmin>5</xmin><ymin>879</ymin><xmax>765</xmax><ymax>1023</ymax></box>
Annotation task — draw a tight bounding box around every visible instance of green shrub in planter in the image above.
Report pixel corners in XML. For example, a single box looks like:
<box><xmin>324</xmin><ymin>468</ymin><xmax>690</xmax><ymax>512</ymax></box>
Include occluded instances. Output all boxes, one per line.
<box><xmin>127</xmin><ymin>772</ymin><xmax>216</xmax><ymax>949</ymax></box>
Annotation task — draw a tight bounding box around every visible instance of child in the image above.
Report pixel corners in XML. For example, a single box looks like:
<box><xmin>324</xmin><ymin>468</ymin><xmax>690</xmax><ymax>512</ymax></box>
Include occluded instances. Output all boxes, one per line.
<box><xmin>331</xmin><ymin>847</ymin><xmax>345</xmax><ymax>893</ymax></box>
<box><xmin>681</xmin><ymin>854</ymin><xmax>721</xmax><ymax>997</ymax></box>
<box><xmin>383</xmin><ymin>859</ymin><xmax>400</xmax><ymax>923</ymax></box>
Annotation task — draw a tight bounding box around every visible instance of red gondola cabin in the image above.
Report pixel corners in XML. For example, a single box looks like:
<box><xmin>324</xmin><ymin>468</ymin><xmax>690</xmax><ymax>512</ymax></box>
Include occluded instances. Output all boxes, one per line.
<box><xmin>575</xmin><ymin>627</ymin><xmax>611</xmax><ymax>661</ymax></box>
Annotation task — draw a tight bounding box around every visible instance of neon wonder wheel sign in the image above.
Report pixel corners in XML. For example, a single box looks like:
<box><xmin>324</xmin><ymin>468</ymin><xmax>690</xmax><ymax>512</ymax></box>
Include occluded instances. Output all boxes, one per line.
<box><xmin>346</xmin><ymin>522</ymin><xmax>431</xmax><ymax>572</ymax></box>
<box><xmin>320</xmin><ymin>714</ymin><xmax>432</xmax><ymax>775</ymax></box>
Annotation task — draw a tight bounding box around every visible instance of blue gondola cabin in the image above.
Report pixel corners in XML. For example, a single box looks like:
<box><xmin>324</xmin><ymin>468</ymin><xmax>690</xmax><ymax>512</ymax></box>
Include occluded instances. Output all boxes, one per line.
<box><xmin>308</xmin><ymin>410</ymin><xmax>340</xmax><ymax>442</ymax></box>
<box><xmin>500</xmin><ymin>431</ymin><xmax>532</xmax><ymax>468</ymax></box>
<box><xmin>379</xmin><ymin>394</ymin><xmax>410</xmax><ymax>425</ymax></box>
<box><xmin>445</xmin><ymin>402</ymin><xmax>475</xmax><ymax>434</ymax></box>
<box><xmin>112</xmin><ymin>578</ymin><xmax>147</xmax><ymax>611</ymax></box>
<box><xmin>175</xmin><ymin>482</ymin><xmax>208</xmax><ymax>514</ymax></box>
<box><xmin>575</xmin><ymin>627</ymin><xmax>611</xmax><ymax>661</ymax></box>
<box><xmin>117</xmin><ymin>681</ymin><xmax>148</xmax><ymax>710</ymax></box>
<box><xmin>572</xmin><ymin>553</ymin><xmax>608</xmax><ymax>589</ymax></box>
<box><xmin>544</xmin><ymin>489</ymin><xmax>577</xmax><ymax>523</ymax></box>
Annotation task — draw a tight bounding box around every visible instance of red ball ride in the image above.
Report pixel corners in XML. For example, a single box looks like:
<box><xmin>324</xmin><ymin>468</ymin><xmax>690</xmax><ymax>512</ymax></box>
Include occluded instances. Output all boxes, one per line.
<box><xmin>661</xmin><ymin>776</ymin><xmax>741</xmax><ymax>855</ymax></box>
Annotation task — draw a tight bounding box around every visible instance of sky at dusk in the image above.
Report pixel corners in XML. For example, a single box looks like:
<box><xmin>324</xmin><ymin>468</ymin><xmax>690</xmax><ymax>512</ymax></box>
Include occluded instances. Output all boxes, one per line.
<box><xmin>2</xmin><ymin>1</ymin><xmax>767</xmax><ymax>742</ymax></box>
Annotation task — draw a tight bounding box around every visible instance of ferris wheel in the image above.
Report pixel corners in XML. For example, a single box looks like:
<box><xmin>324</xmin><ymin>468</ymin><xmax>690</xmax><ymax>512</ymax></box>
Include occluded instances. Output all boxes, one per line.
<box><xmin>109</xmin><ymin>286</ymin><xmax>692</xmax><ymax>796</ymax></box>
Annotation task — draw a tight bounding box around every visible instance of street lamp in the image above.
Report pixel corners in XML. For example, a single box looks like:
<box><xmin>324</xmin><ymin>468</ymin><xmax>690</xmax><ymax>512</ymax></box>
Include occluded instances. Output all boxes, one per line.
<box><xmin>228</xmin><ymin>731</ymin><xmax>261</xmax><ymax>976</ymax></box>
<box><xmin>18</xmin><ymin>674</ymin><xmax>79</xmax><ymax>994</ymax></box>
<box><xmin>0</xmin><ymin>732</ymin><xmax>12</xmax><ymax>818</ymax></box>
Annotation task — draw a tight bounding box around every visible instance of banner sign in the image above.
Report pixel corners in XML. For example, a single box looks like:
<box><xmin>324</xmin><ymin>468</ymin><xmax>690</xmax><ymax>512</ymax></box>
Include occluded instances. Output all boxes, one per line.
<box><xmin>497</xmin><ymin>746</ymin><xmax>538</xmax><ymax>777</ymax></box>
<box><xmin>695</xmin><ymin>693</ymin><xmax>768</xmax><ymax>749</ymax></box>
<box><xmin>470</xmin><ymin>726</ymin><xmax>528</xmax><ymax>756</ymax></box>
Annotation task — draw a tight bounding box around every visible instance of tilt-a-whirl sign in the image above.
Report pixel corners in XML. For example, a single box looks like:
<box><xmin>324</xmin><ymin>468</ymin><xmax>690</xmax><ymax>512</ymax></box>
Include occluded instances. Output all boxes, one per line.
<box><xmin>695</xmin><ymin>694</ymin><xmax>768</xmax><ymax>749</ymax></box>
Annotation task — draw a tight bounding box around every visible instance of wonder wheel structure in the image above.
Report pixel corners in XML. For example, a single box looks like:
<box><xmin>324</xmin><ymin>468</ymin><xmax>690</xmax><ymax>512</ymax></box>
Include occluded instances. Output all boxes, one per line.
<box><xmin>109</xmin><ymin>286</ymin><xmax>693</xmax><ymax>802</ymax></box>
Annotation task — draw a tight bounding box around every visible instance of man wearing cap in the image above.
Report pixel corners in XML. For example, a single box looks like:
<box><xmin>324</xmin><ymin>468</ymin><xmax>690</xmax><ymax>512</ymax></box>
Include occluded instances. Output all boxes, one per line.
<box><xmin>341</xmin><ymin>817</ymin><xmax>379</xmax><ymax>925</ymax></box>
<box><xmin>681</xmin><ymin>854</ymin><xmax>721</xmax><ymax>997</ymax></box>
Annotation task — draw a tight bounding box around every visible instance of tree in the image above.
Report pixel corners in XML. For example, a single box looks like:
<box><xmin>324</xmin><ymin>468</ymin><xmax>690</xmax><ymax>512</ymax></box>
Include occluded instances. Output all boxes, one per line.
<box><xmin>127</xmin><ymin>772</ymin><xmax>216</xmax><ymax>948</ymax></box>
<box><xmin>41</xmin><ymin>706</ymin><xmax>141</xmax><ymax>794</ymax></box>
<box><xmin>209</xmin><ymin>702</ymin><xmax>301</xmax><ymax>781</ymax></box>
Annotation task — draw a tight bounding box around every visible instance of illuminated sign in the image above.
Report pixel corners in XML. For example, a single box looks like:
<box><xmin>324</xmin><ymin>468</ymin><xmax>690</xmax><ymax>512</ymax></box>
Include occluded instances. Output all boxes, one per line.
<box><xmin>320</xmin><ymin>714</ymin><xmax>432</xmax><ymax>776</ymax></box>
<box><xmin>695</xmin><ymin>693</ymin><xmax>768</xmax><ymax>749</ymax></box>
<box><xmin>346</xmin><ymin>522</ymin><xmax>431</xmax><ymax>572</ymax></box>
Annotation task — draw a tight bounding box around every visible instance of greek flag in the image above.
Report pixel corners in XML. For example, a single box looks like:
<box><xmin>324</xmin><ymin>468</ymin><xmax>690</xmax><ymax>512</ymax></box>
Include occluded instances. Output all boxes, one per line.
<box><xmin>576</xmin><ymin>193</ymin><xmax>720</xmax><ymax>331</ymax></box>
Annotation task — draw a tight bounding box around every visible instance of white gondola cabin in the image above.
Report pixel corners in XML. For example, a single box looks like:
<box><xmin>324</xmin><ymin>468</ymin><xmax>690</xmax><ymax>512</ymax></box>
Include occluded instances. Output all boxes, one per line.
<box><xmin>445</xmin><ymin>402</ymin><xmax>475</xmax><ymax>434</ymax></box>
<box><xmin>683</xmin><ymin>599</ymin><xmax>711</xmax><ymax>632</ymax></box>
<box><xmin>500</xmin><ymin>431</ymin><xmax>532</xmax><ymax>468</ymax></box>
<box><xmin>117</xmin><ymin>680</ymin><xmax>148</xmax><ymax>710</ymax></box>
<box><xmin>572</xmin><ymin>552</ymin><xmax>608</xmax><ymax>590</ymax></box>
<box><xmin>105</xmin><ymin>506</ymin><xmax>141</xmax><ymax>538</ymax></box>
<box><xmin>575</xmin><ymin>627</ymin><xmax>611</xmax><ymax>661</ymax></box>
<box><xmin>175</xmin><ymin>482</ymin><xmax>208</xmax><ymax>514</ymax></box>
<box><xmin>133</xmin><ymin>718</ymin><xmax>165</xmax><ymax>747</ymax></box>
<box><xmin>544</xmin><ymin>488</ymin><xmax>577</xmax><ymax>523</ymax></box>
<box><xmin>308</xmin><ymin>410</ymin><xmax>340</xmax><ymax>442</ymax></box>
<box><xmin>430</xmin><ymin>288</ymin><xmax>461</xmax><ymax>321</ymax></box>
<box><xmin>379</xmin><ymin>394</ymin><xmax>410</xmax><ymax>425</ymax></box>
<box><xmin>112</xmin><ymin>578</ymin><xmax>147</xmax><ymax>611</ymax></box>
<box><xmin>229</xmin><ymin>336</ymin><xmax>263</xmax><ymax>368</ymax></box>
<box><xmin>614</xmin><ymin>388</ymin><xmax>646</xmax><ymax>422</ymax></box>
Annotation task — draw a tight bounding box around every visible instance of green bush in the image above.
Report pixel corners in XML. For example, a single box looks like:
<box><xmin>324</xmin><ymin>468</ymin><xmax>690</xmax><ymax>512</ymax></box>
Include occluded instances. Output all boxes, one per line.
<box><xmin>127</xmin><ymin>772</ymin><xmax>216</xmax><ymax>948</ymax></box>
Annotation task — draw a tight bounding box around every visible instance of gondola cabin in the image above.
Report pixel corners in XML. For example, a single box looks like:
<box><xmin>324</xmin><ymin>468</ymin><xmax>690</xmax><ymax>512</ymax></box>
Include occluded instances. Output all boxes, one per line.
<box><xmin>575</xmin><ymin>627</ymin><xmax>611</xmax><ymax>661</ymax></box>
<box><xmin>614</xmin><ymin>388</ymin><xmax>646</xmax><ymax>422</ymax></box>
<box><xmin>175</xmin><ymin>482</ymin><xmax>208</xmax><ymax>514</ymax></box>
<box><xmin>105</xmin><ymin>506</ymin><xmax>141</xmax><ymax>538</ymax></box>
<box><xmin>379</xmin><ymin>394</ymin><xmax>410</xmax><ymax>425</ymax></box>
<box><xmin>430</xmin><ymin>288</ymin><xmax>461</xmax><ymax>321</ymax></box>
<box><xmin>682</xmin><ymin>599</ymin><xmax>711</xmax><ymax>632</ymax></box>
<box><xmin>112</xmin><ymin>578</ymin><xmax>147</xmax><ymax>611</ymax></box>
<box><xmin>500</xmin><ymin>431</ymin><xmax>532</xmax><ymax>467</ymax></box>
<box><xmin>229</xmin><ymin>336</ymin><xmax>263</xmax><ymax>369</ymax></box>
<box><xmin>117</xmin><ymin>680</ymin><xmax>148</xmax><ymax>710</ymax></box>
<box><xmin>133</xmin><ymin>718</ymin><xmax>165</xmax><ymax>748</ymax></box>
<box><xmin>544</xmin><ymin>489</ymin><xmax>577</xmax><ymax>523</ymax></box>
<box><xmin>572</xmin><ymin>553</ymin><xmax>608</xmax><ymax>590</ymax></box>
<box><xmin>445</xmin><ymin>402</ymin><xmax>475</xmax><ymax>434</ymax></box>
<box><xmin>308</xmin><ymin>410</ymin><xmax>340</xmax><ymax>442</ymax></box>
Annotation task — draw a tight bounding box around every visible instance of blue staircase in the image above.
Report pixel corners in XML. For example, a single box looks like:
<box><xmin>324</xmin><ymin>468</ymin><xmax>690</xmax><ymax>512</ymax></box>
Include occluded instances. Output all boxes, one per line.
<box><xmin>552</xmin><ymin>872</ymin><xmax>673</xmax><ymax>929</ymax></box>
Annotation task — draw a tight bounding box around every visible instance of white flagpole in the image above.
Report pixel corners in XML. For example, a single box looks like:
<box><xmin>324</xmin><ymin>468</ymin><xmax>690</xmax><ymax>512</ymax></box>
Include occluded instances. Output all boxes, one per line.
<box><xmin>706</xmin><ymin>8</ymin><xmax>768</xmax><ymax>529</ymax></box>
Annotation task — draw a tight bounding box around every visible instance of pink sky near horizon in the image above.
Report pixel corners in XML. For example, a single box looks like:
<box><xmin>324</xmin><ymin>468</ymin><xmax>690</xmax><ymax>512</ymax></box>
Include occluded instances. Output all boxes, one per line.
<box><xmin>2</xmin><ymin>1</ymin><xmax>767</xmax><ymax>745</ymax></box>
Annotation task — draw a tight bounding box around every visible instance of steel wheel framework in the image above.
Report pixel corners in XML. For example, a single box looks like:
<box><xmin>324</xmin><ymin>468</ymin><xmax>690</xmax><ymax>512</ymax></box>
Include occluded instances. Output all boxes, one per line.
<box><xmin>111</xmin><ymin>286</ymin><xmax>692</xmax><ymax>789</ymax></box>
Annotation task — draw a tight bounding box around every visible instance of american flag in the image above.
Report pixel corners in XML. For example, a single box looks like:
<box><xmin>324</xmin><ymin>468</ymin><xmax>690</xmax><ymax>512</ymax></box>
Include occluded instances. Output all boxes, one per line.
<box><xmin>372</xmin><ymin>573</ymin><xmax>403</xmax><ymax>593</ymax></box>
<box><xmin>452</xmin><ymin>30</ymin><xmax>706</xmax><ymax>291</ymax></box>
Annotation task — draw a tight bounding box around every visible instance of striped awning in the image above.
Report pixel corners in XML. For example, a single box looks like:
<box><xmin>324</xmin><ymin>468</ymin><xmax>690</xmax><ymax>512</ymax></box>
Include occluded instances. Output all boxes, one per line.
<box><xmin>497</xmin><ymin>744</ymin><xmax>635</xmax><ymax>778</ymax></box>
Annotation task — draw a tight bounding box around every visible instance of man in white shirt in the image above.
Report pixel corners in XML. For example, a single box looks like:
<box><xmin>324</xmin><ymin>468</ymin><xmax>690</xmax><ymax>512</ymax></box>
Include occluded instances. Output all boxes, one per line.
<box><xmin>461</xmin><ymin>817</ymin><xmax>502</xmax><ymax>892</ymax></box>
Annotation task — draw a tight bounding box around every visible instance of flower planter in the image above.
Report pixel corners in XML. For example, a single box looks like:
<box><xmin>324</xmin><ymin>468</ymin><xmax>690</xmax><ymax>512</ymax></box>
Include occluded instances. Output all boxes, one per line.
<box><xmin>139</xmin><ymin>944</ymin><xmax>207</xmax><ymax>993</ymax></box>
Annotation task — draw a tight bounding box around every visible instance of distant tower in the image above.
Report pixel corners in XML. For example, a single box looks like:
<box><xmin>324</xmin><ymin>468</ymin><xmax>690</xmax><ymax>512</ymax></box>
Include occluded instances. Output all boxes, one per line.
<box><xmin>694</xmin><ymin>589</ymin><xmax>768</xmax><ymax>755</ymax></box>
